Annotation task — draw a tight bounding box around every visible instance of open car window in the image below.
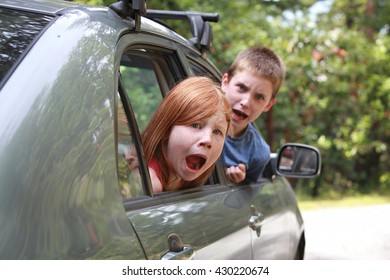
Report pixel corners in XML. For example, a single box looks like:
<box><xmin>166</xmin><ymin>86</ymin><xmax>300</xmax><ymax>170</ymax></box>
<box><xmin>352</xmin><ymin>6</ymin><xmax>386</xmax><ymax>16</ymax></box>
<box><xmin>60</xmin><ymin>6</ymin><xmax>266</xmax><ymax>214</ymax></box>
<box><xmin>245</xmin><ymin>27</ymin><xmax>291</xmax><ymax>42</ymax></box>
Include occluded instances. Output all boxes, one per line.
<box><xmin>116</xmin><ymin>43</ymin><xmax>229</xmax><ymax>201</ymax></box>
<box><xmin>116</xmin><ymin>45</ymin><xmax>189</xmax><ymax>199</ymax></box>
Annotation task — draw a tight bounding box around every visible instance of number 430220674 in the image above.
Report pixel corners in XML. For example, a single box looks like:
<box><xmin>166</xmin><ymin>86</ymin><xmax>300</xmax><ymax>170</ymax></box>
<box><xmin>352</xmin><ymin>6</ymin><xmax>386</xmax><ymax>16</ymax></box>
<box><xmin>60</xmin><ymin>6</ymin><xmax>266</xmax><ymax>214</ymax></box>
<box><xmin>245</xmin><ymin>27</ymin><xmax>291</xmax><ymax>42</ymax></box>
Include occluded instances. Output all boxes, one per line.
<box><xmin>214</xmin><ymin>266</ymin><xmax>269</xmax><ymax>276</ymax></box>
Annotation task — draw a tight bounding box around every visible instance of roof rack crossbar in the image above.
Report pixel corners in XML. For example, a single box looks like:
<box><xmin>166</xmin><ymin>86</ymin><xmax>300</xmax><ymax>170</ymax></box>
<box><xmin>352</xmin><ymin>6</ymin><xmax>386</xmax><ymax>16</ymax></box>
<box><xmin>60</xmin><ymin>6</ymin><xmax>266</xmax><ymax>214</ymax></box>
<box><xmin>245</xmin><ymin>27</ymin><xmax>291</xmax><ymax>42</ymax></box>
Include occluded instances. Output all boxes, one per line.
<box><xmin>146</xmin><ymin>9</ymin><xmax>219</xmax><ymax>56</ymax></box>
<box><xmin>145</xmin><ymin>10</ymin><xmax>219</xmax><ymax>23</ymax></box>
<box><xmin>109</xmin><ymin>2</ymin><xmax>219</xmax><ymax>56</ymax></box>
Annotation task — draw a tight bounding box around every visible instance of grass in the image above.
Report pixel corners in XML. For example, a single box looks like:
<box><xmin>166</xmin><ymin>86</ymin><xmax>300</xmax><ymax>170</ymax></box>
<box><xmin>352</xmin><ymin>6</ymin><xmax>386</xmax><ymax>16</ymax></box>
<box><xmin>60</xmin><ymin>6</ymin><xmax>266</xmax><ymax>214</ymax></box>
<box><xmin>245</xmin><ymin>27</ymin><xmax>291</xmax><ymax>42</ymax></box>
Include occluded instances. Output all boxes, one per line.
<box><xmin>297</xmin><ymin>194</ymin><xmax>390</xmax><ymax>211</ymax></box>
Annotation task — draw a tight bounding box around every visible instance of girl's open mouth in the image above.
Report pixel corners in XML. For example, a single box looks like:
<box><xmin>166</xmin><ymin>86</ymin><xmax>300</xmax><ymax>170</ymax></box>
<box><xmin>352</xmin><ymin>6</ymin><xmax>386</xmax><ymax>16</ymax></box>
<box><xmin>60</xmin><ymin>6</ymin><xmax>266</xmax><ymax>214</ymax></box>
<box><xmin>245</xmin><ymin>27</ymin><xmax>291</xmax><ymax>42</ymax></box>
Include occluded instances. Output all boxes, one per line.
<box><xmin>186</xmin><ymin>155</ymin><xmax>206</xmax><ymax>171</ymax></box>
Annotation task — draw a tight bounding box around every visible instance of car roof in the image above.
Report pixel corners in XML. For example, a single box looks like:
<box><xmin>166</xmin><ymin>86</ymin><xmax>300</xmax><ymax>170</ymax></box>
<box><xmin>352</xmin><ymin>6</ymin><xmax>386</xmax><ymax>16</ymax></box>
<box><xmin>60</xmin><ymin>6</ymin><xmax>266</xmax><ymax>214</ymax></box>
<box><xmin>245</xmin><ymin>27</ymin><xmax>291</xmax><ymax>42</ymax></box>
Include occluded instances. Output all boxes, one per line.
<box><xmin>0</xmin><ymin>0</ymin><xmax>198</xmax><ymax>51</ymax></box>
<box><xmin>0</xmin><ymin>0</ymin><xmax>79</xmax><ymax>15</ymax></box>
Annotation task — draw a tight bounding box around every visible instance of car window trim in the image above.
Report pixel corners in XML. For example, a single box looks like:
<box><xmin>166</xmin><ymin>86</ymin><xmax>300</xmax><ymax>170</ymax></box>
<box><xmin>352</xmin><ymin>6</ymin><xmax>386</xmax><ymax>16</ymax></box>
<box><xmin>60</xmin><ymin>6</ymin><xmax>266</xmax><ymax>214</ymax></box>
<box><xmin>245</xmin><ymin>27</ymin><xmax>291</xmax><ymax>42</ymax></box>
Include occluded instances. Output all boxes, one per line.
<box><xmin>122</xmin><ymin>44</ymin><xmax>190</xmax><ymax>92</ymax></box>
<box><xmin>115</xmin><ymin>36</ymin><xmax>185</xmax><ymax>198</ymax></box>
<box><xmin>118</xmin><ymin>32</ymin><xmax>188</xmax><ymax>72</ymax></box>
<box><xmin>123</xmin><ymin>183</ymin><xmax>231</xmax><ymax>211</ymax></box>
<box><xmin>116</xmin><ymin>34</ymin><xmax>229</xmax><ymax>201</ymax></box>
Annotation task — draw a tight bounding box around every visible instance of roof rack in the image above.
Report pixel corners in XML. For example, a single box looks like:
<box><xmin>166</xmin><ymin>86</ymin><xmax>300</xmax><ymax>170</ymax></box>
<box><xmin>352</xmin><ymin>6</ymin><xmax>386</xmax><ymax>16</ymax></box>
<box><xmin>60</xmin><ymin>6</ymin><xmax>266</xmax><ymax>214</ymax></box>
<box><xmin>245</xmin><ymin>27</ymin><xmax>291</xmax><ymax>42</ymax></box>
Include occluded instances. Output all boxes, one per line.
<box><xmin>146</xmin><ymin>10</ymin><xmax>219</xmax><ymax>56</ymax></box>
<box><xmin>108</xmin><ymin>0</ymin><xmax>219</xmax><ymax>56</ymax></box>
<box><xmin>109</xmin><ymin>0</ymin><xmax>146</xmax><ymax>30</ymax></box>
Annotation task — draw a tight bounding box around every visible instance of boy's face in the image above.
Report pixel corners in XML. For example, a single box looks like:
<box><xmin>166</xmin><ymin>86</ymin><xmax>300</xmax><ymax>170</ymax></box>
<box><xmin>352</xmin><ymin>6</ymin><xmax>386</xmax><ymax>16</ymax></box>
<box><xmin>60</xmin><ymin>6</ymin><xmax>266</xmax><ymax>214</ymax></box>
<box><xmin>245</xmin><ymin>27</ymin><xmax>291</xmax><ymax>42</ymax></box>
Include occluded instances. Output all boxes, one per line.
<box><xmin>221</xmin><ymin>70</ymin><xmax>275</xmax><ymax>137</ymax></box>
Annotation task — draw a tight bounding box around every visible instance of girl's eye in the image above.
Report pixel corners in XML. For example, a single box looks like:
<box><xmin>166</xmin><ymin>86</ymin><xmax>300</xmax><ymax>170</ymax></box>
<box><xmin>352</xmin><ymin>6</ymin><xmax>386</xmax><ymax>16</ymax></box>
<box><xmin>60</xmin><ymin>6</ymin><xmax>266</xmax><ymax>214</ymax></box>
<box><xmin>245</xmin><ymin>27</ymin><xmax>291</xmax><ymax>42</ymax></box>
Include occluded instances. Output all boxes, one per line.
<box><xmin>213</xmin><ymin>129</ymin><xmax>223</xmax><ymax>136</ymax></box>
<box><xmin>191</xmin><ymin>123</ymin><xmax>201</xmax><ymax>129</ymax></box>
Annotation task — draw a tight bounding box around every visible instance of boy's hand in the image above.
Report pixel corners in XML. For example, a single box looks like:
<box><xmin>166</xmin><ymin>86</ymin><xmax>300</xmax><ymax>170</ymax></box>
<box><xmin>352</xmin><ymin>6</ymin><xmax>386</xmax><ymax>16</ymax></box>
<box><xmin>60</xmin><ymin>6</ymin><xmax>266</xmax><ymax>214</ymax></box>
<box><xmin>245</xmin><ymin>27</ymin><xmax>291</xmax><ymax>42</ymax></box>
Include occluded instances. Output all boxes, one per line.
<box><xmin>225</xmin><ymin>163</ymin><xmax>246</xmax><ymax>183</ymax></box>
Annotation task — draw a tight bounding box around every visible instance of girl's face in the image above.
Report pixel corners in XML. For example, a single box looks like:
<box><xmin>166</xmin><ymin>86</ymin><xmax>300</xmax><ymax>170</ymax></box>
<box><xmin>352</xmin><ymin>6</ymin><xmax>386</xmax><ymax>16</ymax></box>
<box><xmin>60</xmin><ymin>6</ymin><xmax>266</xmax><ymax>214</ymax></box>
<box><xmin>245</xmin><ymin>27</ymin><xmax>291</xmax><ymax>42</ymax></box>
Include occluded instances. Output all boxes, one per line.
<box><xmin>166</xmin><ymin>110</ymin><xmax>228</xmax><ymax>183</ymax></box>
<box><xmin>222</xmin><ymin>70</ymin><xmax>275</xmax><ymax>137</ymax></box>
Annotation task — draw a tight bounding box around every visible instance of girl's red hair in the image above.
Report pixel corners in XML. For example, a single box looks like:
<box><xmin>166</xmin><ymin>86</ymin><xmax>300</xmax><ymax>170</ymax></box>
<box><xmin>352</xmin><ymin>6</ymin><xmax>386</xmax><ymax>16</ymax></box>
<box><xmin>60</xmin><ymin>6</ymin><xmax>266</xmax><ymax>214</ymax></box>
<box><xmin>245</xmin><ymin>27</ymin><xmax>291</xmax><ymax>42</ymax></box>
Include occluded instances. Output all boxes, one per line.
<box><xmin>142</xmin><ymin>76</ymin><xmax>231</xmax><ymax>189</ymax></box>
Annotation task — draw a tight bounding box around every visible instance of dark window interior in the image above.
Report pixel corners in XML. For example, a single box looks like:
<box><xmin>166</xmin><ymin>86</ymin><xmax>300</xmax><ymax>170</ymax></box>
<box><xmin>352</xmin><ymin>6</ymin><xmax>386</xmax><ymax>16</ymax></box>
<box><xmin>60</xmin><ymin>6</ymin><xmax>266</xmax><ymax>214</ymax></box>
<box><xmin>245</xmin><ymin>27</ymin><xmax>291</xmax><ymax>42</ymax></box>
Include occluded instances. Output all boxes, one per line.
<box><xmin>0</xmin><ymin>8</ymin><xmax>53</xmax><ymax>87</ymax></box>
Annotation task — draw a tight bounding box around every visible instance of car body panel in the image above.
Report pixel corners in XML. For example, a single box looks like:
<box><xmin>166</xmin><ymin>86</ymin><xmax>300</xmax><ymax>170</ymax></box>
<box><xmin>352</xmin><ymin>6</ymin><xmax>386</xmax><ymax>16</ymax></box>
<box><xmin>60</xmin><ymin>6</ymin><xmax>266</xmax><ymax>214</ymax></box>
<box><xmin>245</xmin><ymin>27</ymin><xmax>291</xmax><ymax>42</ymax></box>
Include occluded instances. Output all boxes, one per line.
<box><xmin>127</xmin><ymin>186</ymin><xmax>252</xmax><ymax>260</ymax></box>
<box><xmin>124</xmin><ymin>177</ymin><xmax>303</xmax><ymax>260</ymax></box>
<box><xmin>195</xmin><ymin>179</ymin><xmax>294</xmax><ymax>260</ymax></box>
<box><xmin>250</xmin><ymin>176</ymin><xmax>300</xmax><ymax>259</ymax></box>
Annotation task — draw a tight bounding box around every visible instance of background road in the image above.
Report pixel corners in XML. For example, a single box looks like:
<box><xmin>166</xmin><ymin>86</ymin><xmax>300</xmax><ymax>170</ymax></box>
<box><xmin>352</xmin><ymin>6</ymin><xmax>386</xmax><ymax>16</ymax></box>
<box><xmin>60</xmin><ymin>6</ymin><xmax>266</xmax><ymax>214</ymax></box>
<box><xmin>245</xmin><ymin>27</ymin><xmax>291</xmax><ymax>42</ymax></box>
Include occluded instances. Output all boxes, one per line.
<box><xmin>302</xmin><ymin>203</ymin><xmax>390</xmax><ymax>260</ymax></box>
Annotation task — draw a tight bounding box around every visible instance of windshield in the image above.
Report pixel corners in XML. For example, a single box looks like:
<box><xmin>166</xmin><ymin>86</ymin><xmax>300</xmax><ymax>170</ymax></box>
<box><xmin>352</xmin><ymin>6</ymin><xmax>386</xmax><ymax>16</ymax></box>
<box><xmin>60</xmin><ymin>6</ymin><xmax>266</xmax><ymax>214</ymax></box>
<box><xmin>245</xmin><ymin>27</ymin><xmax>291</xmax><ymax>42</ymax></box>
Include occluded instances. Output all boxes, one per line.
<box><xmin>0</xmin><ymin>7</ymin><xmax>53</xmax><ymax>87</ymax></box>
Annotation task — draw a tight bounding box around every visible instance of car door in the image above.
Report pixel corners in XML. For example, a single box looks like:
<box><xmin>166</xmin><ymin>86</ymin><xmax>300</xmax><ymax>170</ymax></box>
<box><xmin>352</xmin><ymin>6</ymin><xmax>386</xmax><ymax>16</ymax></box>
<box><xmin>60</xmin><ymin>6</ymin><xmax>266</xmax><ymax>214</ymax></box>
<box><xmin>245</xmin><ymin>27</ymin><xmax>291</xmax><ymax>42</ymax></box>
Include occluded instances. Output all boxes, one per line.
<box><xmin>116</xmin><ymin>38</ymin><xmax>294</xmax><ymax>259</ymax></box>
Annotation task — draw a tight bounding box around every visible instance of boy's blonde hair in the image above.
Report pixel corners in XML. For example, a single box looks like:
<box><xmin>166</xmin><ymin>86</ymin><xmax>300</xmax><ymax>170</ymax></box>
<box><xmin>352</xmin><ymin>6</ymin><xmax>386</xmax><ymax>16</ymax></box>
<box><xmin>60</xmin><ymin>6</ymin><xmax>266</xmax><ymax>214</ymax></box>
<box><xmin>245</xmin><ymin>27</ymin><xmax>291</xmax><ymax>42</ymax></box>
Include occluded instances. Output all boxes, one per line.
<box><xmin>142</xmin><ymin>76</ymin><xmax>231</xmax><ymax>189</ymax></box>
<box><xmin>227</xmin><ymin>46</ymin><xmax>285</xmax><ymax>98</ymax></box>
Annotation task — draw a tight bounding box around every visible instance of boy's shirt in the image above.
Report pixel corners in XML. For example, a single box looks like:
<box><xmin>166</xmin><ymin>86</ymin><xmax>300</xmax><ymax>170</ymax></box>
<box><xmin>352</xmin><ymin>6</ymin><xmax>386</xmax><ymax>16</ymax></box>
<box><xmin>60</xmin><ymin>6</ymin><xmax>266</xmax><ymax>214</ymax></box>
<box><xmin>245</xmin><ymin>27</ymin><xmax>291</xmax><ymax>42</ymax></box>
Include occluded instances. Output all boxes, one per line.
<box><xmin>222</xmin><ymin>123</ymin><xmax>270</xmax><ymax>183</ymax></box>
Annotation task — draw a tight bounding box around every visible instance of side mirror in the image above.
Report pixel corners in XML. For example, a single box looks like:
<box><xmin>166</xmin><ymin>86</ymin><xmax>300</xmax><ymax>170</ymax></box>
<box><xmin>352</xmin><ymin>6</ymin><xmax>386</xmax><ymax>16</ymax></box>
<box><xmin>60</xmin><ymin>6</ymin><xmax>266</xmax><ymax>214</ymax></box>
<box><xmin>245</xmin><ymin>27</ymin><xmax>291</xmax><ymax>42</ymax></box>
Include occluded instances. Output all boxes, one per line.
<box><xmin>275</xmin><ymin>143</ymin><xmax>321</xmax><ymax>178</ymax></box>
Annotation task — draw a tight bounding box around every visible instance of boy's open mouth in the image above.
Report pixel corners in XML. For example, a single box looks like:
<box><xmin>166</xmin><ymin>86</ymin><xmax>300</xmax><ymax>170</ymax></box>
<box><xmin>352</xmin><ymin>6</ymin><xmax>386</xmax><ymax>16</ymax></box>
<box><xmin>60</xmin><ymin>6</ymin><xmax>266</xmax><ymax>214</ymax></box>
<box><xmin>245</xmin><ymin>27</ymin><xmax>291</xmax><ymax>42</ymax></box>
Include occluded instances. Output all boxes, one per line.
<box><xmin>186</xmin><ymin>155</ymin><xmax>206</xmax><ymax>170</ymax></box>
<box><xmin>233</xmin><ymin>109</ymin><xmax>248</xmax><ymax>120</ymax></box>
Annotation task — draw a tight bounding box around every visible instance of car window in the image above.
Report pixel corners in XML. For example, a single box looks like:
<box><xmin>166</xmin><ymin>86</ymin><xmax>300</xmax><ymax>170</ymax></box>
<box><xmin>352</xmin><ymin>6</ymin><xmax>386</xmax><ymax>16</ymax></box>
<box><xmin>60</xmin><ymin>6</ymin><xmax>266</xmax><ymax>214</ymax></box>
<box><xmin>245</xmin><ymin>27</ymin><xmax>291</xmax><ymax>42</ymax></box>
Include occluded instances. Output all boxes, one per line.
<box><xmin>116</xmin><ymin>43</ymin><xmax>228</xmax><ymax>197</ymax></box>
<box><xmin>116</xmin><ymin>46</ymin><xmax>190</xmax><ymax>198</ymax></box>
<box><xmin>188</xmin><ymin>55</ymin><xmax>221</xmax><ymax>79</ymax></box>
<box><xmin>0</xmin><ymin>7</ymin><xmax>53</xmax><ymax>87</ymax></box>
<box><xmin>120</xmin><ymin>48</ymin><xmax>185</xmax><ymax>132</ymax></box>
<box><xmin>189</xmin><ymin>61</ymin><xmax>219</xmax><ymax>81</ymax></box>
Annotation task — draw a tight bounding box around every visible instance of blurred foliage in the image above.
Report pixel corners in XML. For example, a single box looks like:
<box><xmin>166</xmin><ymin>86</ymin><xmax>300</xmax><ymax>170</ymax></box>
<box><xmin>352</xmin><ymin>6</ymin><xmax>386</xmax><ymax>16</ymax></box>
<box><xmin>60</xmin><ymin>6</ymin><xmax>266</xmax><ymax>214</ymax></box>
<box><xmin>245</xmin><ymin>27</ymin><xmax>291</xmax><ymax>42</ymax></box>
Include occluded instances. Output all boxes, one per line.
<box><xmin>75</xmin><ymin>0</ymin><xmax>389</xmax><ymax>198</ymax></box>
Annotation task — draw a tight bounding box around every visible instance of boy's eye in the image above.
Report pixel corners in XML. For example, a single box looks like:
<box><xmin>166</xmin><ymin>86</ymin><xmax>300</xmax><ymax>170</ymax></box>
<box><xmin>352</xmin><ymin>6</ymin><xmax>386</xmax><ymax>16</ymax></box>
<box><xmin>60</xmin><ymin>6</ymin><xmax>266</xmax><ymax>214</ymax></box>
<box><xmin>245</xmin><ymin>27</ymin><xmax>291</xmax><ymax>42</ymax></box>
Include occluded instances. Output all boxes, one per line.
<box><xmin>238</xmin><ymin>84</ymin><xmax>247</xmax><ymax>91</ymax></box>
<box><xmin>255</xmin><ymin>94</ymin><xmax>265</xmax><ymax>101</ymax></box>
<box><xmin>213</xmin><ymin>129</ymin><xmax>223</xmax><ymax>136</ymax></box>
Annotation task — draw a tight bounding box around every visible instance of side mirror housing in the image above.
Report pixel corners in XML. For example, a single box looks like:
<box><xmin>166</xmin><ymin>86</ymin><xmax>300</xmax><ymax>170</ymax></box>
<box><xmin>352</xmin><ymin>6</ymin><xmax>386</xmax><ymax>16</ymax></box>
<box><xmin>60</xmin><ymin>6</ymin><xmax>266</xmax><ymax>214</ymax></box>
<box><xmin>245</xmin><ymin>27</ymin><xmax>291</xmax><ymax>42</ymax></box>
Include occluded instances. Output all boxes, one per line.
<box><xmin>275</xmin><ymin>143</ymin><xmax>321</xmax><ymax>178</ymax></box>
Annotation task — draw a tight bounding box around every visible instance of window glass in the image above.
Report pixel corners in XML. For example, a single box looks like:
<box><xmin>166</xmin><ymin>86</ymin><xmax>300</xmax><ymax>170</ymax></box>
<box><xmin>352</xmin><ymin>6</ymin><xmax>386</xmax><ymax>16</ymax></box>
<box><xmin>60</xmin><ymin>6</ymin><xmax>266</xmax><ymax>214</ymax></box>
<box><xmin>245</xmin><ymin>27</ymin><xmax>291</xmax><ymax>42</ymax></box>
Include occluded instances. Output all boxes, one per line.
<box><xmin>189</xmin><ymin>61</ymin><xmax>220</xmax><ymax>83</ymax></box>
<box><xmin>120</xmin><ymin>48</ymin><xmax>186</xmax><ymax>132</ymax></box>
<box><xmin>189</xmin><ymin>62</ymin><xmax>208</xmax><ymax>76</ymax></box>
<box><xmin>0</xmin><ymin>8</ymin><xmax>53</xmax><ymax>85</ymax></box>
<box><xmin>120</xmin><ymin>52</ymin><xmax>164</xmax><ymax>132</ymax></box>
<box><xmin>117</xmin><ymin>96</ymin><xmax>144</xmax><ymax>199</ymax></box>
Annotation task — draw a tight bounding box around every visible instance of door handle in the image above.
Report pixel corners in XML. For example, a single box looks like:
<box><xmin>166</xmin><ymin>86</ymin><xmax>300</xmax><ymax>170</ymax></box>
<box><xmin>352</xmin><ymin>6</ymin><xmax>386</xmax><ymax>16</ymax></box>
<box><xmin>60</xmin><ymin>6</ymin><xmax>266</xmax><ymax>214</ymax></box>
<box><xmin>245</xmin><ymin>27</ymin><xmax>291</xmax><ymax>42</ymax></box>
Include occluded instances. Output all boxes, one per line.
<box><xmin>248</xmin><ymin>205</ymin><xmax>264</xmax><ymax>237</ymax></box>
<box><xmin>161</xmin><ymin>233</ymin><xmax>195</xmax><ymax>260</ymax></box>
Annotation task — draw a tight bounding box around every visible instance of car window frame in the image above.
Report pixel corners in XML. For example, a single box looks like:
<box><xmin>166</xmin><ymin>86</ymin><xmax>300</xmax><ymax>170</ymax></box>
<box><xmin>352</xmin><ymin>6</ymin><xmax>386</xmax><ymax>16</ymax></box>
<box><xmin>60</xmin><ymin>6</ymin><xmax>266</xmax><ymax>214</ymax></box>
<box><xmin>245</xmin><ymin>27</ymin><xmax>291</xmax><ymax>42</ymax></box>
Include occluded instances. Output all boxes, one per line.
<box><xmin>115</xmin><ymin>33</ymin><xmax>191</xmax><ymax>200</ymax></box>
<box><xmin>121</xmin><ymin>45</ymin><xmax>186</xmax><ymax>95</ymax></box>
